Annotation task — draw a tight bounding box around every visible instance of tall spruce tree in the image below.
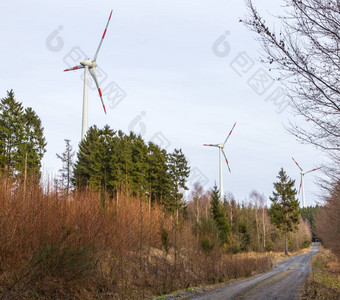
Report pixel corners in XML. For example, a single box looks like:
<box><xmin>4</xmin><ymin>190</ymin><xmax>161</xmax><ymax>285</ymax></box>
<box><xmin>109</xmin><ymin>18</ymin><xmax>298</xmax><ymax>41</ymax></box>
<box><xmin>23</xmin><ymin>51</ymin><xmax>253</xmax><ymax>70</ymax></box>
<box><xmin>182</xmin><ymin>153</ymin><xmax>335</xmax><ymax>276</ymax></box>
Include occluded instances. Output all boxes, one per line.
<box><xmin>0</xmin><ymin>90</ymin><xmax>46</xmax><ymax>183</ymax></box>
<box><xmin>19</xmin><ymin>107</ymin><xmax>46</xmax><ymax>181</ymax></box>
<box><xmin>168</xmin><ymin>148</ymin><xmax>190</xmax><ymax>215</ymax></box>
<box><xmin>210</xmin><ymin>185</ymin><xmax>231</xmax><ymax>245</ymax></box>
<box><xmin>130</xmin><ymin>133</ymin><xmax>149</xmax><ymax>196</ymax></box>
<box><xmin>269</xmin><ymin>168</ymin><xmax>300</xmax><ymax>255</ymax></box>
<box><xmin>146</xmin><ymin>142</ymin><xmax>170</xmax><ymax>206</ymax></box>
<box><xmin>74</xmin><ymin>126</ymin><xmax>116</xmax><ymax>193</ymax></box>
<box><xmin>0</xmin><ymin>90</ymin><xmax>24</xmax><ymax>176</ymax></box>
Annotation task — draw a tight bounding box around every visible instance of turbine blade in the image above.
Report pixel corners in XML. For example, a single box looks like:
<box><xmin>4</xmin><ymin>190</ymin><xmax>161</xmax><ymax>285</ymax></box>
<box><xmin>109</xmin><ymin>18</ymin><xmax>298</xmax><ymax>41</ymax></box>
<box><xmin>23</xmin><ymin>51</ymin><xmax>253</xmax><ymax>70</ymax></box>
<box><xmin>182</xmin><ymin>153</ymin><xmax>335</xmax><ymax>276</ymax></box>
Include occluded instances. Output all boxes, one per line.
<box><xmin>93</xmin><ymin>10</ymin><xmax>113</xmax><ymax>61</ymax></box>
<box><xmin>64</xmin><ymin>65</ymin><xmax>84</xmax><ymax>72</ymax></box>
<box><xmin>223</xmin><ymin>122</ymin><xmax>236</xmax><ymax>145</ymax></box>
<box><xmin>203</xmin><ymin>144</ymin><xmax>218</xmax><ymax>147</ymax></box>
<box><xmin>298</xmin><ymin>175</ymin><xmax>302</xmax><ymax>195</ymax></box>
<box><xmin>89</xmin><ymin>67</ymin><xmax>107</xmax><ymax>114</ymax></box>
<box><xmin>305</xmin><ymin>166</ymin><xmax>322</xmax><ymax>174</ymax></box>
<box><xmin>292</xmin><ymin>157</ymin><xmax>303</xmax><ymax>171</ymax></box>
<box><xmin>222</xmin><ymin>149</ymin><xmax>231</xmax><ymax>173</ymax></box>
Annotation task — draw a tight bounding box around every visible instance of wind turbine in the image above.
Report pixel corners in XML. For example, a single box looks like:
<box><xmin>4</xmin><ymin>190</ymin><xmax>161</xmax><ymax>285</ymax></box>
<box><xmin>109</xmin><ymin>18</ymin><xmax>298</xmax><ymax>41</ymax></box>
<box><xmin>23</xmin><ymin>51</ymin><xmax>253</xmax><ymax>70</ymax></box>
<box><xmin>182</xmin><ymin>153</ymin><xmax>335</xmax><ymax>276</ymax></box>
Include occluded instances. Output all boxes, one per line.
<box><xmin>64</xmin><ymin>10</ymin><xmax>113</xmax><ymax>140</ymax></box>
<box><xmin>203</xmin><ymin>122</ymin><xmax>236</xmax><ymax>202</ymax></box>
<box><xmin>292</xmin><ymin>157</ymin><xmax>322</xmax><ymax>208</ymax></box>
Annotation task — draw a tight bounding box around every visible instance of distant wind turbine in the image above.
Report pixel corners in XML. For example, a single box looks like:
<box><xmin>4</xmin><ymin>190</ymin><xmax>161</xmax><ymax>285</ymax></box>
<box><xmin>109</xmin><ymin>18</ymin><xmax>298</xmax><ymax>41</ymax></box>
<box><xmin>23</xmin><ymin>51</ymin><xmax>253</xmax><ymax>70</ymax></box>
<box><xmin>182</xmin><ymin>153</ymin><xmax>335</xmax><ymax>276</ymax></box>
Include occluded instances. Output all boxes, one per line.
<box><xmin>203</xmin><ymin>122</ymin><xmax>236</xmax><ymax>202</ymax></box>
<box><xmin>292</xmin><ymin>157</ymin><xmax>322</xmax><ymax>208</ymax></box>
<box><xmin>64</xmin><ymin>10</ymin><xmax>113</xmax><ymax>140</ymax></box>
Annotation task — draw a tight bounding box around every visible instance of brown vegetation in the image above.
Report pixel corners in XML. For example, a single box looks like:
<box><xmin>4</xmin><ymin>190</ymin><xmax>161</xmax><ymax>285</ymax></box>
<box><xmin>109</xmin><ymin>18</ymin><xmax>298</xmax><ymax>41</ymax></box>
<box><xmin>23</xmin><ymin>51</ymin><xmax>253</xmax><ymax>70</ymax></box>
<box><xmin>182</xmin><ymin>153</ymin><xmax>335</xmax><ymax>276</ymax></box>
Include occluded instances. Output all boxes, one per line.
<box><xmin>316</xmin><ymin>181</ymin><xmax>340</xmax><ymax>259</ymax></box>
<box><xmin>301</xmin><ymin>246</ymin><xmax>340</xmax><ymax>300</ymax></box>
<box><xmin>0</xmin><ymin>178</ymin><xmax>273</xmax><ymax>299</ymax></box>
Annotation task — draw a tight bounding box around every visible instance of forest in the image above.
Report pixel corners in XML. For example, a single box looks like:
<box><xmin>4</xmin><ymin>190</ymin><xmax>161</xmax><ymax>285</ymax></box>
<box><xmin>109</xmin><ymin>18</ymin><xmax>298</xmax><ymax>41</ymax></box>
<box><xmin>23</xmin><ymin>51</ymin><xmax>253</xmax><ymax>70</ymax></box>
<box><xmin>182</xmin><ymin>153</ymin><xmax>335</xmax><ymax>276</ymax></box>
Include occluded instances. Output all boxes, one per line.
<box><xmin>1</xmin><ymin>90</ymin><xmax>334</xmax><ymax>299</ymax></box>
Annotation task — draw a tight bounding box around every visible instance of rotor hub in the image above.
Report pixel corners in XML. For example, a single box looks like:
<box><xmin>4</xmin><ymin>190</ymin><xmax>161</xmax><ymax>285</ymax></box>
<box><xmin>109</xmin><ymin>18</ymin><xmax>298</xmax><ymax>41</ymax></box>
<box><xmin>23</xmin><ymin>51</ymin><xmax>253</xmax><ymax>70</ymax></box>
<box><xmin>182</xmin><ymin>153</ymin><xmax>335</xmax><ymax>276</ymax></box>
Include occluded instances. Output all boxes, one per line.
<box><xmin>80</xmin><ymin>60</ymin><xmax>96</xmax><ymax>68</ymax></box>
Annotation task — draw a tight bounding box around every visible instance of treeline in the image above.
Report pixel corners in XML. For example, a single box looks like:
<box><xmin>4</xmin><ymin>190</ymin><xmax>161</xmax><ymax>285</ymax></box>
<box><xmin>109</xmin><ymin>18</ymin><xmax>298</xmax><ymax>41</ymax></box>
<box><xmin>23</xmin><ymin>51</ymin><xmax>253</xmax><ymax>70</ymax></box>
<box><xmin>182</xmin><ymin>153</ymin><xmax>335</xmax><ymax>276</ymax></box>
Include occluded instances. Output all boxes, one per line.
<box><xmin>300</xmin><ymin>185</ymin><xmax>340</xmax><ymax>259</ymax></box>
<box><xmin>72</xmin><ymin>125</ymin><xmax>190</xmax><ymax>213</ymax></box>
<box><xmin>0</xmin><ymin>90</ymin><xmax>313</xmax><ymax>256</ymax></box>
<box><xmin>316</xmin><ymin>181</ymin><xmax>340</xmax><ymax>259</ymax></box>
<box><xmin>0</xmin><ymin>90</ymin><xmax>191</xmax><ymax>215</ymax></box>
<box><xmin>187</xmin><ymin>183</ymin><xmax>311</xmax><ymax>254</ymax></box>
<box><xmin>300</xmin><ymin>206</ymin><xmax>319</xmax><ymax>242</ymax></box>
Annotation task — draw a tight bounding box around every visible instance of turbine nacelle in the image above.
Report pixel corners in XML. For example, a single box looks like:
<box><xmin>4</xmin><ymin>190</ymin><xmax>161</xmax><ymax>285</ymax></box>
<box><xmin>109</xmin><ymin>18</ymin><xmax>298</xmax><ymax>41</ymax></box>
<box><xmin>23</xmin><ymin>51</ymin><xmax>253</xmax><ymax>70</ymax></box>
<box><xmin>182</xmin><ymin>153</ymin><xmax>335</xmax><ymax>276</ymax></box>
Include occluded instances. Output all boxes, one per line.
<box><xmin>80</xmin><ymin>60</ymin><xmax>97</xmax><ymax>68</ymax></box>
<box><xmin>291</xmin><ymin>157</ymin><xmax>322</xmax><ymax>207</ymax></box>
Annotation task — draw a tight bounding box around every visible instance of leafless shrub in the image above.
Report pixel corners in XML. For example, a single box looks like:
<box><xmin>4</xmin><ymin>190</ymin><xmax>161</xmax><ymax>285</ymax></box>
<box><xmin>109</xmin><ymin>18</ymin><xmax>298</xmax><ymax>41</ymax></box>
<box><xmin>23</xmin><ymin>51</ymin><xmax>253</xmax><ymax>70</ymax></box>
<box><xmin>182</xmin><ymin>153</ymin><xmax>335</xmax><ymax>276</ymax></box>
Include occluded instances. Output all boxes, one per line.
<box><xmin>0</xmin><ymin>177</ymin><xmax>273</xmax><ymax>299</ymax></box>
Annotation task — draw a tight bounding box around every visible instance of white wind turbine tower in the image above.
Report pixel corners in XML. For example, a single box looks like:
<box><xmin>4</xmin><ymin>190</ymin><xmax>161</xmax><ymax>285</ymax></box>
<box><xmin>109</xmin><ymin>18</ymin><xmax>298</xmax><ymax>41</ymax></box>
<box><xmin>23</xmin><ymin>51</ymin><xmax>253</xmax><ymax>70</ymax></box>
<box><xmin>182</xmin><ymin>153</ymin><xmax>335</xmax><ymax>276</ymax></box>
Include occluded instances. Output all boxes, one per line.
<box><xmin>203</xmin><ymin>123</ymin><xmax>236</xmax><ymax>202</ymax></box>
<box><xmin>292</xmin><ymin>157</ymin><xmax>322</xmax><ymax>208</ymax></box>
<box><xmin>64</xmin><ymin>10</ymin><xmax>113</xmax><ymax>140</ymax></box>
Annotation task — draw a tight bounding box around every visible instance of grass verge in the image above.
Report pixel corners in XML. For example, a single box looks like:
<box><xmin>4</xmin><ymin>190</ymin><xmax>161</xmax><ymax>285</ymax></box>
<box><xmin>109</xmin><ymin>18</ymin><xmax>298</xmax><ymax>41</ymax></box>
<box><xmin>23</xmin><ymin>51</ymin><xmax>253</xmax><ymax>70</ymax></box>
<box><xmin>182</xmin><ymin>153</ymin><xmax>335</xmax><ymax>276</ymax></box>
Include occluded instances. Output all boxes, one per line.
<box><xmin>300</xmin><ymin>245</ymin><xmax>340</xmax><ymax>300</ymax></box>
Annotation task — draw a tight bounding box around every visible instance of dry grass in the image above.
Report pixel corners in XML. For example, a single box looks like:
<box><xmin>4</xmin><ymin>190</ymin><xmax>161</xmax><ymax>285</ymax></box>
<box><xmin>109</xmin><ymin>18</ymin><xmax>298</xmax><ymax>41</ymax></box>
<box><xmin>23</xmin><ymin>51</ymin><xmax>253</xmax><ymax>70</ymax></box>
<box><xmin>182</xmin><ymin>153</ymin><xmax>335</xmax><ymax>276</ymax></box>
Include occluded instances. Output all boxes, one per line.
<box><xmin>301</xmin><ymin>246</ymin><xmax>340</xmax><ymax>300</ymax></box>
<box><xmin>0</xmin><ymin>179</ymin><xmax>272</xmax><ymax>299</ymax></box>
<box><xmin>269</xmin><ymin>245</ymin><xmax>312</xmax><ymax>265</ymax></box>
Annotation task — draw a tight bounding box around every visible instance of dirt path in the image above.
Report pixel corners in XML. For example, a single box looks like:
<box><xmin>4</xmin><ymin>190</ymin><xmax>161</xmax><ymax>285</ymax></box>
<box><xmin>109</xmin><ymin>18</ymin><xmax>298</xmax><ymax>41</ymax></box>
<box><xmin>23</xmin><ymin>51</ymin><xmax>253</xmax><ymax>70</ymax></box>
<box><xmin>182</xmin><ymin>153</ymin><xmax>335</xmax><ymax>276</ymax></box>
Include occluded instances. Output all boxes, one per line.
<box><xmin>189</xmin><ymin>243</ymin><xmax>319</xmax><ymax>300</ymax></box>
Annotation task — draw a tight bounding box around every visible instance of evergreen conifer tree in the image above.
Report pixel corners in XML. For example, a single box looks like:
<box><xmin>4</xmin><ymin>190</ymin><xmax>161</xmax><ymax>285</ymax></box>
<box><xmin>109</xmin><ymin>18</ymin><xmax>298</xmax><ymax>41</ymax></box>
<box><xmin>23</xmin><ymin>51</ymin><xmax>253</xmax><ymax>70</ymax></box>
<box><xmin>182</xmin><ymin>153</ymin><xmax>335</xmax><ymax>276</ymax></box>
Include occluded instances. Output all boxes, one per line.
<box><xmin>73</xmin><ymin>125</ymin><xmax>190</xmax><ymax>211</ymax></box>
<box><xmin>210</xmin><ymin>185</ymin><xmax>231</xmax><ymax>245</ymax></box>
<box><xmin>0</xmin><ymin>90</ymin><xmax>46</xmax><ymax>183</ymax></box>
<box><xmin>74</xmin><ymin>126</ymin><xmax>116</xmax><ymax>193</ymax></box>
<box><xmin>146</xmin><ymin>142</ymin><xmax>170</xmax><ymax>206</ymax></box>
<box><xmin>269</xmin><ymin>168</ymin><xmax>300</xmax><ymax>255</ymax></box>
<box><xmin>0</xmin><ymin>90</ymin><xmax>24</xmax><ymax>176</ymax></box>
<box><xmin>168</xmin><ymin>148</ymin><xmax>190</xmax><ymax>215</ymax></box>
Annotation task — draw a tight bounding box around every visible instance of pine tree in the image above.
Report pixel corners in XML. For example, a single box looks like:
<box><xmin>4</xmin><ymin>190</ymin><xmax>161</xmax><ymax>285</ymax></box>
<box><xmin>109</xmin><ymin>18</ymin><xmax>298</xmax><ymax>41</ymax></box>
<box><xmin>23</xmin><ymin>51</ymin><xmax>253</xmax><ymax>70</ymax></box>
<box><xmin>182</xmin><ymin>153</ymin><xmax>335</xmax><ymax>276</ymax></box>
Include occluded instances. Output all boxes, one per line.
<box><xmin>19</xmin><ymin>107</ymin><xmax>46</xmax><ymax>182</ymax></box>
<box><xmin>74</xmin><ymin>126</ymin><xmax>116</xmax><ymax>193</ymax></box>
<box><xmin>146</xmin><ymin>142</ymin><xmax>170</xmax><ymax>206</ymax></box>
<box><xmin>210</xmin><ymin>185</ymin><xmax>231</xmax><ymax>245</ymax></box>
<box><xmin>0</xmin><ymin>90</ymin><xmax>24</xmax><ymax>176</ymax></box>
<box><xmin>168</xmin><ymin>148</ymin><xmax>190</xmax><ymax>216</ymax></box>
<box><xmin>130</xmin><ymin>133</ymin><xmax>148</xmax><ymax>196</ymax></box>
<box><xmin>269</xmin><ymin>168</ymin><xmax>300</xmax><ymax>255</ymax></box>
<box><xmin>56</xmin><ymin>139</ymin><xmax>75</xmax><ymax>195</ymax></box>
<box><xmin>0</xmin><ymin>90</ymin><xmax>46</xmax><ymax>183</ymax></box>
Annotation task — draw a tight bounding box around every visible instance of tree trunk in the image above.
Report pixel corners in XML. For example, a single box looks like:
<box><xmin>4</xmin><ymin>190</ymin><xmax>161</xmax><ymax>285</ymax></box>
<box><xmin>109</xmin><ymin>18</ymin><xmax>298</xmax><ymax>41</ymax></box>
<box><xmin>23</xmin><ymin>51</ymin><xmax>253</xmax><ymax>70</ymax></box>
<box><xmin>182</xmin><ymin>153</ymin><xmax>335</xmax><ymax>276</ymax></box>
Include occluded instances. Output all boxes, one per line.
<box><xmin>262</xmin><ymin>206</ymin><xmax>266</xmax><ymax>250</ymax></box>
<box><xmin>254</xmin><ymin>201</ymin><xmax>260</xmax><ymax>251</ymax></box>
<box><xmin>116</xmin><ymin>190</ymin><xmax>119</xmax><ymax>219</ymax></box>
<box><xmin>24</xmin><ymin>152</ymin><xmax>28</xmax><ymax>198</ymax></box>
<box><xmin>284</xmin><ymin>228</ymin><xmax>288</xmax><ymax>255</ymax></box>
<box><xmin>196</xmin><ymin>197</ymin><xmax>199</xmax><ymax>244</ymax></box>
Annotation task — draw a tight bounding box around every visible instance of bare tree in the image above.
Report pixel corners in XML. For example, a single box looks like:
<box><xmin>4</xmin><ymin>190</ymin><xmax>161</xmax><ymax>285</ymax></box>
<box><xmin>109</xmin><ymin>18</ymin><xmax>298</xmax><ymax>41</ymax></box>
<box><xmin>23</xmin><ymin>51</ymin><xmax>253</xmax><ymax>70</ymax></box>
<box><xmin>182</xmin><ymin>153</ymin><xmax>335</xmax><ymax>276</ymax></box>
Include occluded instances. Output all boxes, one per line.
<box><xmin>250</xmin><ymin>190</ymin><xmax>268</xmax><ymax>251</ymax></box>
<box><xmin>56</xmin><ymin>139</ymin><xmax>75</xmax><ymax>196</ymax></box>
<box><xmin>316</xmin><ymin>180</ymin><xmax>340</xmax><ymax>258</ymax></box>
<box><xmin>250</xmin><ymin>190</ymin><xmax>260</xmax><ymax>250</ymax></box>
<box><xmin>243</xmin><ymin>0</ymin><xmax>340</xmax><ymax>180</ymax></box>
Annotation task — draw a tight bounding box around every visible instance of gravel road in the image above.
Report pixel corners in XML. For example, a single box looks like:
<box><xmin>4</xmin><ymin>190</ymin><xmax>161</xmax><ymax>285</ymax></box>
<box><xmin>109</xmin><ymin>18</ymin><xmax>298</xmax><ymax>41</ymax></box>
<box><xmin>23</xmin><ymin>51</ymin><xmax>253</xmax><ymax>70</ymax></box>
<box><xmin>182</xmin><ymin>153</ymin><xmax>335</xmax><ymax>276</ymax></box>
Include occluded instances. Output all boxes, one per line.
<box><xmin>190</xmin><ymin>243</ymin><xmax>319</xmax><ymax>300</ymax></box>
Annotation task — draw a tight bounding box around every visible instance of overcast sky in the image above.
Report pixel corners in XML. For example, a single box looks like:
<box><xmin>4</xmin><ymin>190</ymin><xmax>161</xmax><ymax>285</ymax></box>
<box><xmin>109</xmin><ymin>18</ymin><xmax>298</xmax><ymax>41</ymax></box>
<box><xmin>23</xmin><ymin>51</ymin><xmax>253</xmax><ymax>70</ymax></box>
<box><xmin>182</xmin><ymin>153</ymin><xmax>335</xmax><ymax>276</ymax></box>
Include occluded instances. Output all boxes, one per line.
<box><xmin>1</xmin><ymin>0</ymin><xmax>326</xmax><ymax>206</ymax></box>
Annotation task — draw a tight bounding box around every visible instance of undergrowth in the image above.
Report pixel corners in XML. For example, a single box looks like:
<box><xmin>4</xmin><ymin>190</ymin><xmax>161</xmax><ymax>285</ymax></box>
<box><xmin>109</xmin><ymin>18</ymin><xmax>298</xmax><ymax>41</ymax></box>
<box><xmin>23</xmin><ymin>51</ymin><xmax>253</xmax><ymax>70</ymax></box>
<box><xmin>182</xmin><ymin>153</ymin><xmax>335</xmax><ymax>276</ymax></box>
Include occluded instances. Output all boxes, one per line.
<box><xmin>301</xmin><ymin>246</ymin><xmax>340</xmax><ymax>300</ymax></box>
<box><xmin>0</xmin><ymin>179</ymin><xmax>272</xmax><ymax>299</ymax></box>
